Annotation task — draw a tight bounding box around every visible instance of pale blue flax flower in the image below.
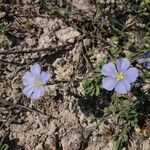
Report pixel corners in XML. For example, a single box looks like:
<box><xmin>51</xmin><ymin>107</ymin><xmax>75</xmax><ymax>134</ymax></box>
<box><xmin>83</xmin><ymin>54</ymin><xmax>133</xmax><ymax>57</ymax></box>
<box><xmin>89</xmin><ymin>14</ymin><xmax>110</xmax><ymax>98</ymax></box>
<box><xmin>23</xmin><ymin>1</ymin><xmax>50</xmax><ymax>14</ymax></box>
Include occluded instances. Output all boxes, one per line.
<box><xmin>22</xmin><ymin>63</ymin><xmax>50</xmax><ymax>100</ymax></box>
<box><xmin>101</xmin><ymin>58</ymin><xmax>138</xmax><ymax>94</ymax></box>
<box><xmin>137</xmin><ymin>51</ymin><xmax>150</xmax><ymax>69</ymax></box>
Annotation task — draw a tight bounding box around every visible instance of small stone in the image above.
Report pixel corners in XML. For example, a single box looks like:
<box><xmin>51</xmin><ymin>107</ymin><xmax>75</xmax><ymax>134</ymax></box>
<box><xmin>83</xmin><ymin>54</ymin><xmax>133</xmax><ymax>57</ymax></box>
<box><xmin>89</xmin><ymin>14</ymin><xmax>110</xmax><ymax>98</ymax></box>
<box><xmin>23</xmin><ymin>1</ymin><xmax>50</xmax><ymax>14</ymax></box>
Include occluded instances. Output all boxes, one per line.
<box><xmin>35</xmin><ymin>143</ymin><xmax>43</xmax><ymax>150</ymax></box>
<box><xmin>61</xmin><ymin>133</ymin><xmax>83</xmax><ymax>150</ymax></box>
<box><xmin>56</xmin><ymin>27</ymin><xmax>80</xmax><ymax>43</ymax></box>
<box><xmin>25</xmin><ymin>37</ymin><xmax>37</xmax><ymax>47</ymax></box>
<box><xmin>0</xmin><ymin>12</ymin><xmax>6</xmax><ymax>19</ymax></box>
<box><xmin>32</xmin><ymin>123</ymin><xmax>39</xmax><ymax>129</ymax></box>
<box><xmin>83</xmin><ymin>38</ymin><xmax>91</xmax><ymax>47</ymax></box>
<box><xmin>44</xmin><ymin>137</ymin><xmax>57</xmax><ymax>150</ymax></box>
<box><xmin>39</xmin><ymin>133</ymin><xmax>47</xmax><ymax>142</ymax></box>
<box><xmin>140</xmin><ymin>138</ymin><xmax>150</xmax><ymax>150</ymax></box>
<box><xmin>71</xmin><ymin>0</ymin><xmax>95</xmax><ymax>15</ymax></box>
<box><xmin>38</xmin><ymin>35</ymin><xmax>52</xmax><ymax>48</ymax></box>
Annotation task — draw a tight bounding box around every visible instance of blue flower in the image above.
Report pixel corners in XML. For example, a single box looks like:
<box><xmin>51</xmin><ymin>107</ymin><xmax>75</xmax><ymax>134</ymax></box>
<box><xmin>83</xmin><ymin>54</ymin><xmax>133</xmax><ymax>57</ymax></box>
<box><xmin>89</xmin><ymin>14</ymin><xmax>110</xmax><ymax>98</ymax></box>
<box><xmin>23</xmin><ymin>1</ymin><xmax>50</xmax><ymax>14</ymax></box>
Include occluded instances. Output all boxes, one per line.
<box><xmin>137</xmin><ymin>51</ymin><xmax>150</xmax><ymax>69</ymax></box>
<box><xmin>101</xmin><ymin>58</ymin><xmax>138</xmax><ymax>94</ymax></box>
<box><xmin>22</xmin><ymin>64</ymin><xmax>51</xmax><ymax>100</ymax></box>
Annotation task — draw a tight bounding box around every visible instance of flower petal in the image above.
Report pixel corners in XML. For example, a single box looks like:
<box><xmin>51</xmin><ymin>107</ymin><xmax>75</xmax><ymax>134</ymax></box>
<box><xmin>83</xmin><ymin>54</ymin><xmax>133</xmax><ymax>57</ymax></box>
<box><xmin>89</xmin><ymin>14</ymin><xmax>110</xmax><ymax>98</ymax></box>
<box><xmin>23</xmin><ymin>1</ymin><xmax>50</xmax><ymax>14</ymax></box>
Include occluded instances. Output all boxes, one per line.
<box><xmin>125</xmin><ymin>67</ymin><xmax>138</xmax><ymax>83</ymax></box>
<box><xmin>101</xmin><ymin>62</ymin><xmax>117</xmax><ymax>77</ymax></box>
<box><xmin>40</xmin><ymin>71</ymin><xmax>51</xmax><ymax>85</ymax></box>
<box><xmin>137</xmin><ymin>52</ymin><xmax>150</xmax><ymax>64</ymax></box>
<box><xmin>115</xmin><ymin>79</ymin><xmax>130</xmax><ymax>94</ymax></box>
<box><xmin>116</xmin><ymin>58</ymin><xmax>130</xmax><ymax>72</ymax></box>
<box><xmin>137</xmin><ymin>58</ymin><xmax>145</xmax><ymax>64</ymax></box>
<box><xmin>23</xmin><ymin>85</ymin><xmax>35</xmax><ymax>98</ymax></box>
<box><xmin>22</xmin><ymin>71</ymin><xmax>35</xmax><ymax>86</ymax></box>
<box><xmin>143</xmin><ymin>62</ymin><xmax>150</xmax><ymax>69</ymax></box>
<box><xmin>31</xmin><ymin>86</ymin><xmax>44</xmax><ymax>100</ymax></box>
<box><xmin>145</xmin><ymin>51</ymin><xmax>150</xmax><ymax>57</ymax></box>
<box><xmin>102</xmin><ymin>77</ymin><xmax>118</xmax><ymax>91</ymax></box>
<box><xmin>30</xmin><ymin>64</ymin><xmax>41</xmax><ymax>76</ymax></box>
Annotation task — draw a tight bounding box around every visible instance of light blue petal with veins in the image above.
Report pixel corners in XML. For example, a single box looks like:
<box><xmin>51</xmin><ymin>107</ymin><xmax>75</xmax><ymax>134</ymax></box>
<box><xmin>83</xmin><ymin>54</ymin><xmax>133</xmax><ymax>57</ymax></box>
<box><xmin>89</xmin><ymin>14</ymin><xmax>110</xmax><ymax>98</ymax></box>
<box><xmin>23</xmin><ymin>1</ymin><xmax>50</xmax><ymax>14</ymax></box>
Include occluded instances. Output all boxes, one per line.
<box><xmin>116</xmin><ymin>58</ymin><xmax>130</xmax><ymax>72</ymax></box>
<box><xmin>30</xmin><ymin>63</ymin><xmax>41</xmax><ymax>76</ymax></box>
<box><xmin>22</xmin><ymin>71</ymin><xmax>35</xmax><ymax>86</ymax></box>
<box><xmin>23</xmin><ymin>85</ymin><xmax>35</xmax><ymax>98</ymax></box>
<box><xmin>125</xmin><ymin>67</ymin><xmax>138</xmax><ymax>83</ymax></box>
<box><xmin>115</xmin><ymin>79</ymin><xmax>130</xmax><ymax>94</ymax></box>
<box><xmin>31</xmin><ymin>86</ymin><xmax>44</xmax><ymax>100</ymax></box>
<box><xmin>102</xmin><ymin>77</ymin><xmax>118</xmax><ymax>91</ymax></box>
<box><xmin>40</xmin><ymin>71</ymin><xmax>50</xmax><ymax>85</ymax></box>
<box><xmin>101</xmin><ymin>62</ymin><xmax>117</xmax><ymax>77</ymax></box>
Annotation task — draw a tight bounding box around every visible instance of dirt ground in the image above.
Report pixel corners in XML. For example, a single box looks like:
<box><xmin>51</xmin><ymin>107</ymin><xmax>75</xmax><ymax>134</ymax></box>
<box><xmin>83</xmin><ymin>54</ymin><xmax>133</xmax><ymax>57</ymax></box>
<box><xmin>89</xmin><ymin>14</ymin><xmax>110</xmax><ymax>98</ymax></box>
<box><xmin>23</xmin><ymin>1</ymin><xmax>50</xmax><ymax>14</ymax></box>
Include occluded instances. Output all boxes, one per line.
<box><xmin>0</xmin><ymin>0</ymin><xmax>150</xmax><ymax>150</ymax></box>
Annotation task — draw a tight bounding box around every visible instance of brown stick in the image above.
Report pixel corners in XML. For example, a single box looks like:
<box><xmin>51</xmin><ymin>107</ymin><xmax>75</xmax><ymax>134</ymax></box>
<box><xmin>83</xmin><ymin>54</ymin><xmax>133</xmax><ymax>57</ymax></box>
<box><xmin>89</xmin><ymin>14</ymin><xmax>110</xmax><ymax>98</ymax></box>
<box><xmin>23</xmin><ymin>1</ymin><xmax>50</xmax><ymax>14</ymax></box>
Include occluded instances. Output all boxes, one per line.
<box><xmin>0</xmin><ymin>44</ymin><xmax>72</xmax><ymax>55</ymax></box>
<box><xmin>0</xmin><ymin>99</ymin><xmax>55</xmax><ymax>118</ymax></box>
<box><xmin>47</xmin><ymin>76</ymin><xmax>93</xmax><ymax>85</ymax></box>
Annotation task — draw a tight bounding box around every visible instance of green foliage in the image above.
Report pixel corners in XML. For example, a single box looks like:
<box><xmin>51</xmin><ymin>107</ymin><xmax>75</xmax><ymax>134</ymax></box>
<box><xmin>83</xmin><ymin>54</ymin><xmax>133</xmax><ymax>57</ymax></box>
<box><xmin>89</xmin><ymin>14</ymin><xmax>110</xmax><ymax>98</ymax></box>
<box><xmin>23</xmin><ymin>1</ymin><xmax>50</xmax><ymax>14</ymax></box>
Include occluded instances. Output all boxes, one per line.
<box><xmin>0</xmin><ymin>26</ymin><xmax>8</xmax><ymax>35</ymax></box>
<box><xmin>42</xmin><ymin>1</ymin><xmax>76</xmax><ymax>23</ymax></box>
<box><xmin>82</xmin><ymin>69</ymin><xmax>102</xmax><ymax>97</ymax></box>
<box><xmin>0</xmin><ymin>137</ymin><xmax>9</xmax><ymax>150</ymax></box>
<box><xmin>82</xmin><ymin>58</ymin><xmax>107</xmax><ymax>97</ymax></box>
<box><xmin>82</xmin><ymin>79</ymin><xmax>101</xmax><ymax>97</ymax></box>
<box><xmin>107</xmin><ymin>47</ymin><xmax>121</xmax><ymax>59</ymax></box>
<box><xmin>140</xmin><ymin>0</ymin><xmax>150</xmax><ymax>7</ymax></box>
<box><xmin>118</xmin><ymin>102</ymin><xmax>138</xmax><ymax>128</ymax></box>
<box><xmin>112</xmin><ymin>137</ymin><xmax>123</xmax><ymax>150</ymax></box>
<box><xmin>104</xmin><ymin>94</ymin><xmax>138</xmax><ymax>128</ymax></box>
<box><xmin>43</xmin><ymin>2</ymin><xmax>60</xmax><ymax>14</ymax></box>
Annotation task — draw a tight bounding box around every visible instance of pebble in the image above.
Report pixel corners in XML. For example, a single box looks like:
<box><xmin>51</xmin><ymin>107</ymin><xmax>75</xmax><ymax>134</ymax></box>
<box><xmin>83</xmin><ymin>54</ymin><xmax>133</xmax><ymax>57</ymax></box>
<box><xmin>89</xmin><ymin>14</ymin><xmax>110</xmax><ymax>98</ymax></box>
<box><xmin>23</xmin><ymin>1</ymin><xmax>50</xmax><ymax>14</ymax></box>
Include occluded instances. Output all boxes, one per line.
<box><xmin>0</xmin><ymin>12</ymin><xmax>6</xmax><ymax>19</ymax></box>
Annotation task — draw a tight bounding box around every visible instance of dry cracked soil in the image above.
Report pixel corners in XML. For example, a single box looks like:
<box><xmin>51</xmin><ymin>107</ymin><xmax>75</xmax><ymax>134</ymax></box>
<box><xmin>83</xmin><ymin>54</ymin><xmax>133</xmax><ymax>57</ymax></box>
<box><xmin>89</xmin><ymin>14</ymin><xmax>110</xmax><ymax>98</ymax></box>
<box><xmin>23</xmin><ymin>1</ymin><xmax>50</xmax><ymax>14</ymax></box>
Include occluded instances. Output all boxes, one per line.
<box><xmin>0</xmin><ymin>0</ymin><xmax>150</xmax><ymax>150</ymax></box>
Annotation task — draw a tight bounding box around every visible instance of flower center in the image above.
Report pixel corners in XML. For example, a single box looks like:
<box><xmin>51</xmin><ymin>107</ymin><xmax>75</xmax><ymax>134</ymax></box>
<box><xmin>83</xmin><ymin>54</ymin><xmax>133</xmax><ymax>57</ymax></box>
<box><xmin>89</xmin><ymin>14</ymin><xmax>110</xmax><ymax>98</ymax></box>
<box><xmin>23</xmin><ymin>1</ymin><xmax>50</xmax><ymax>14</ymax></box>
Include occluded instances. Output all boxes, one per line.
<box><xmin>146</xmin><ymin>57</ymin><xmax>150</xmax><ymax>62</ymax></box>
<box><xmin>115</xmin><ymin>72</ymin><xmax>124</xmax><ymax>81</ymax></box>
<box><xmin>34</xmin><ymin>78</ymin><xmax>43</xmax><ymax>87</ymax></box>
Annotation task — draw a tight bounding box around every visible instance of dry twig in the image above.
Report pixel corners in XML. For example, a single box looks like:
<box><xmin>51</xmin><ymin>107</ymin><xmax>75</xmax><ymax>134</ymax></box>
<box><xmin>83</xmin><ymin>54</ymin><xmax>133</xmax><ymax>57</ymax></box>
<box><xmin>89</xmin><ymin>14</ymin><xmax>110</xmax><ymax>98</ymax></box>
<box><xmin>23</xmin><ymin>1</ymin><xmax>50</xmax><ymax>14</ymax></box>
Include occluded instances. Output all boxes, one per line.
<box><xmin>0</xmin><ymin>44</ymin><xmax>73</xmax><ymax>55</ymax></box>
<box><xmin>0</xmin><ymin>99</ymin><xmax>55</xmax><ymax>118</ymax></box>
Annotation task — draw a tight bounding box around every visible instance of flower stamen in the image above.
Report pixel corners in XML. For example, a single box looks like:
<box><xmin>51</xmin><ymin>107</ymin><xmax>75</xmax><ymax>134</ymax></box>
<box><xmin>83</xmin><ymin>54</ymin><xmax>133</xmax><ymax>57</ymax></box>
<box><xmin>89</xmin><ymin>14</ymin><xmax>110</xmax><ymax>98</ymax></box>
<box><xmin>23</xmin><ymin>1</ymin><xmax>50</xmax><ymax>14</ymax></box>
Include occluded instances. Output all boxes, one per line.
<box><xmin>34</xmin><ymin>78</ymin><xmax>43</xmax><ymax>87</ymax></box>
<box><xmin>115</xmin><ymin>72</ymin><xmax>124</xmax><ymax>81</ymax></box>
